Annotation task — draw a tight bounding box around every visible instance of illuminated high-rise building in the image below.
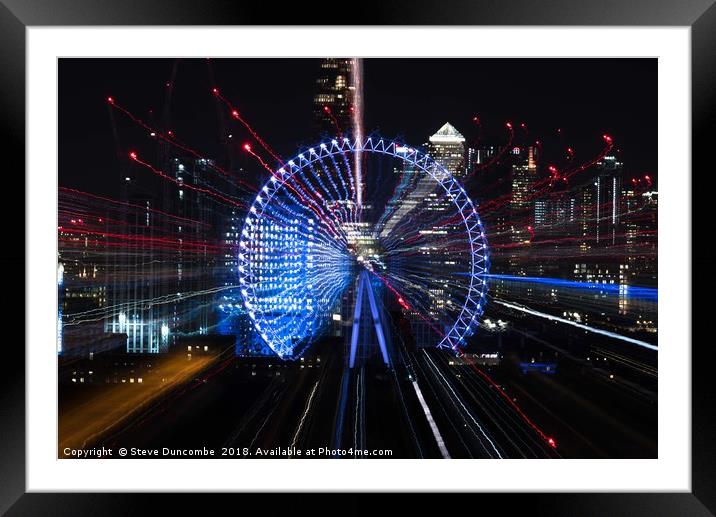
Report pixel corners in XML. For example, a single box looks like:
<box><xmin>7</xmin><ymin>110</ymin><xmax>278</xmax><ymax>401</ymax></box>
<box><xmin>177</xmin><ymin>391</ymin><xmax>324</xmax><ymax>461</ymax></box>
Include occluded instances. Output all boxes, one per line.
<box><xmin>506</xmin><ymin>146</ymin><xmax>538</xmax><ymax>276</ymax></box>
<box><xmin>575</xmin><ymin>154</ymin><xmax>624</xmax><ymax>256</ymax></box>
<box><xmin>534</xmin><ymin>194</ymin><xmax>577</xmax><ymax>236</ymax></box>
<box><xmin>594</xmin><ymin>155</ymin><xmax>623</xmax><ymax>246</ymax></box>
<box><xmin>58</xmin><ymin>223</ymin><xmax>108</xmax><ymax>316</ymax></box>
<box><xmin>57</xmin><ymin>262</ymin><xmax>64</xmax><ymax>354</ymax></box>
<box><xmin>106</xmin><ymin>187</ymin><xmax>170</xmax><ymax>354</ymax></box>
<box><xmin>571</xmin><ymin>156</ymin><xmax>632</xmax><ymax>316</ymax></box>
<box><xmin>428</xmin><ymin>122</ymin><xmax>466</xmax><ymax>178</ymax></box>
<box><xmin>57</xmin><ymin>211</ymin><xmax>110</xmax><ymax>355</ymax></box>
<box><xmin>313</xmin><ymin>58</ymin><xmax>366</xmax><ymax>345</ymax></box>
<box><xmin>475</xmin><ymin>145</ymin><xmax>499</xmax><ymax>167</ymax></box>
<box><xmin>622</xmin><ymin>188</ymin><xmax>658</xmax><ymax>286</ymax></box>
<box><xmin>510</xmin><ymin>145</ymin><xmax>538</xmax><ymax>223</ymax></box>
<box><xmin>388</xmin><ymin>123</ymin><xmax>467</xmax><ymax>347</ymax></box>
<box><xmin>106</xmin><ymin>154</ymin><xmax>222</xmax><ymax>354</ymax></box>
<box><xmin>313</xmin><ymin>58</ymin><xmax>355</xmax><ymax>138</ymax></box>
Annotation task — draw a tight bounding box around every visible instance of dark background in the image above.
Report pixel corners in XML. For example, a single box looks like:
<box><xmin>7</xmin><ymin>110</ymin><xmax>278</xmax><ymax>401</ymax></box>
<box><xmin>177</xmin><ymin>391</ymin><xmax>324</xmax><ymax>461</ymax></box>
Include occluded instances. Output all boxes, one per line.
<box><xmin>59</xmin><ymin>58</ymin><xmax>657</xmax><ymax>195</ymax></box>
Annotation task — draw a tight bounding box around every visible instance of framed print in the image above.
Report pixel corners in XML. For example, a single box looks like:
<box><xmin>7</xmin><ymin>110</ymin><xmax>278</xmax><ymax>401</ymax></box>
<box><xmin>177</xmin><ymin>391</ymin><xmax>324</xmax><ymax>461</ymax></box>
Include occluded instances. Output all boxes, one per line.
<box><xmin>4</xmin><ymin>0</ymin><xmax>713</xmax><ymax>513</ymax></box>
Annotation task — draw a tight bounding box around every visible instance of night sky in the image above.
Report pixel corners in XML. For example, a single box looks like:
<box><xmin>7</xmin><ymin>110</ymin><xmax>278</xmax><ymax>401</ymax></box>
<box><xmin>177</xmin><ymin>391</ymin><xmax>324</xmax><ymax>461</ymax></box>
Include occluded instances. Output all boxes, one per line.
<box><xmin>59</xmin><ymin>58</ymin><xmax>657</xmax><ymax>197</ymax></box>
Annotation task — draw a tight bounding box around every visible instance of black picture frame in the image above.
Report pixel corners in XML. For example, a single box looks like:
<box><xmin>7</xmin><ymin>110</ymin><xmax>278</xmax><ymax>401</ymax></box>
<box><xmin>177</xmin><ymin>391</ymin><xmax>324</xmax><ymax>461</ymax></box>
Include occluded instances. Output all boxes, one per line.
<box><xmin>4</xmin><ymin>0</ymin><xmax>712</xmax><ymax>513</ymax></box>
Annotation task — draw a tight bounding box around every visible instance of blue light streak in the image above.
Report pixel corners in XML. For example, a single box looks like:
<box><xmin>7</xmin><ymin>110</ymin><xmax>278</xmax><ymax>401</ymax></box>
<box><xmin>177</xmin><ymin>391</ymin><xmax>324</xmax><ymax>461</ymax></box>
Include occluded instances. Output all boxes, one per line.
<box><xmin>488</xmin><ymin>274</ymin><xmax>657</xmax><ymax>300</ymax></box>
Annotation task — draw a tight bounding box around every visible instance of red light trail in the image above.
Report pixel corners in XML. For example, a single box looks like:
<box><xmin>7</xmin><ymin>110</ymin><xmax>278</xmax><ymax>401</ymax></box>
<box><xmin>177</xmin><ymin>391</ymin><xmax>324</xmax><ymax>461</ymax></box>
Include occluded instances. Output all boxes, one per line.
<box><xmin>469</xmin><ymin>120</ymin><xmax>515</xmax><ymax>176</ymax></box>
<box><xmin>129</xmin><ymin>151</ymin><xmax>246</xmax><ymax>209</ymax></box>
<box><xmin>59</xmin><ymin>187</ymin><xmax>211</xmax><ymax>227</ymax></box>
<box><xmin>462</xmin><ymin>357</ymin><xmax>557</xmax><ymax>449</ymax></box>
<box><xmin>323</xmin><ymin>105</ymin><xmax>343</xmax><ymax>138</ymax></box>
<box><xmin>212</xmin><ymin>88</ymin><xmax>285</xmax><ymax>166</ymax></box>
<box><xmin>107</xmin><ymin>96</ymin><xmax>258</xmax><ymax>193</ymax></box>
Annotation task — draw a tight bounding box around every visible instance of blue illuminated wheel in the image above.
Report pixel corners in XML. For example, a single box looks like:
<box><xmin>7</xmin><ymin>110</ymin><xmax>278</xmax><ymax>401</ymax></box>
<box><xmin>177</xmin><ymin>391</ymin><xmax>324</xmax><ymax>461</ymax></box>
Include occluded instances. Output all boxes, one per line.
<box><xmin>238</xmin><ymin>137</ymin><xmax>489</xmax><ymax>359</ymax></box>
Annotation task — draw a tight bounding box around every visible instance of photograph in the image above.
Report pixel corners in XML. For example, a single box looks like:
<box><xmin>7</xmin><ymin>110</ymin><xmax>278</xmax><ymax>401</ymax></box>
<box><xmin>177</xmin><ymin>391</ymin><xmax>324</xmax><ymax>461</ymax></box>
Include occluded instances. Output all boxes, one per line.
<box><xmin>57</xmin><ymin>57</ymin><xmax>658</xmax><ymax>460</ymax></box>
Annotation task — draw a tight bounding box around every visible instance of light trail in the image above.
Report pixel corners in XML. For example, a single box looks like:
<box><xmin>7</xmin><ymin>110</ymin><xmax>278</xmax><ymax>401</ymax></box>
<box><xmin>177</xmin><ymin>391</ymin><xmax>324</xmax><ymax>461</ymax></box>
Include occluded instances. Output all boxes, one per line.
<box><xmin>351</xmin><ymin>58</ymin><xmax>364</xmax><ymax>207</ymax></box>
<box><xmin>332</xmin><ymin>369</ymin><xmax>351</xmax><ymax>452</ymax></box>
<box><xmin>290</xmin><ymin>380</ymin><xmax>320</xmax><ymax>449</ymax></box>
<box><xmin>59</xmin><ymin>353</ymin><xmax>217</xmax><ymax>451</ymax></box>
<box><xmin>591</xmin><ymin>346</ymin><xmax>658</xmax><ymax>378</ymax></box>
<box><xmin>63</xmin><ymin>285</ymin><xmax>240</xmax><ymax>325</ymax></box>
<box><xmin>462</xmin><ymin>360</ymin><xmax>557</xmax><ymax>450</ymax></box>
<box><xmin>323</xmin><ymin>106</ymin><xmax>342</xmax><ymax>138</ymax></box>
<box><xmin>488</xmin><ymin>274</ymin><xmax>658</xmax><ymax>300</ymax></box>
<box><xmin>212</xmin><ymin>88</ymin><xmax>284</xmax><ymax>165</ymax></box>
<box><xmin>494</xmin><ymin>299</ymin><xmax>658</xmax><ymax>351</ymax></box>
<box><xmin>468</xmin><ymin>120</ymin><xmax>514</xmax><ymax>176</ymax></box>
<box><xmin>107</xmin><ymin>96</ymin><xmax>257</xmax><ymax>193</ymax></box>
<box><xmin>353</xmin><ymin>369</ymin><xmax>366</xmax><ymax>454</ymax></box>
<box><xmin>411</xmin><ymin>379</ymin><xmax>451</xmax><ymax>458</ymax></box>
<box><xmin>448</xmin><ymin>360</ymin><xmax>543</xmax><ymax>458</ymax></box>
<box><xmin>242</xmin><ymin>143</ymin><xmax>276</xmax><ymax>176</ymax></box>
<box><xmin>130</xmin><ymin>152</ymin><xmax>245</xmax><ymax>208</ymax></box>
<box><xmin>422</xmin><ymin>350</ymin><xmax>502</xmax><ymax>458</ymax></box>
<box><xmin>59</xmin><ymin>187</ymin><xmax>210</xmax><ymax>228</ymax></box>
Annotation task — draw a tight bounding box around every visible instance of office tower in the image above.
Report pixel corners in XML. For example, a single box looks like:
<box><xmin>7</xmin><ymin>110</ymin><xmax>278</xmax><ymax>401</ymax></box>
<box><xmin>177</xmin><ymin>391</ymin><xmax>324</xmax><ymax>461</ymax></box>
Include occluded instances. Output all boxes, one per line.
<box><xmin>622</xmin><ymin>188</ymin><xmax>658</xmax><ymax>286</ymax></box>
<box><xmin>313</xmin><ymin>58</ymin><xmax>355</xmax><ymax>137</ymax></box>
<box><xmin>428</xmin><ymin>122</ymin><xmax>466</xmax><ymax>178</ymax></box>
<box><xmin>510</xmin><ymin>145</ymin><xmax>538</xmax><ymax>226</ymax></box>
<box><xmin>106</xmin><ymin>166</ymin><xmax>170</xmax><ymax>353</ymax></box>
<box><xmin>314</xmin><ymin>58</ymin><xmax>367</xmax><ymax>345</ymax></box>
<box><xmin>391</xmin><ymin>123</ymin><xmax>467</xmax><ymax>347</ymax></box>
<box><xmin>534</xmin><ymin>194</ymin><xmax>577</xmax><ymax>236</ymax></box>
<box><xmin>576</xmin><ymin>154</ymin><xmax>624</xmax><ymax>250</ymax></box>
<box><xmin>595</xmin><ymin>154</ymin><xmax>623</xmax><ymax>246</ymax></box>
<box><xmin>57</xmin><ymin>209</ymin><xmax>109</xmax><ymax>356</ymax></box>
<box><xmin>475</xmin><ymin>145</ymin><xmax>499</xmax><ymax>166</ymax></box>
<box><xmin>105</xmin><ymin>152</ymin><xmax>223</xmax><ymax>353</ymax></box>
<box><xmin>505</xmin><ymin>146</ymin><xmax>538</xmax><ymax>277</ymax></box>
<box><xmin>57</xmin><ymin>262</ymin><xmax>64</xmax><ymax>354</ymax></box>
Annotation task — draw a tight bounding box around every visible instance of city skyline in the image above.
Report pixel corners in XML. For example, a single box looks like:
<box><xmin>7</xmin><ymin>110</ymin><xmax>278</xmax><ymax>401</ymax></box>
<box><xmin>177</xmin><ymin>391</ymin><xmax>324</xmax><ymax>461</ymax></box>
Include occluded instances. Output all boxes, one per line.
<box><xmin>59</xmin><ymin>58</ymin><xmax>657</xmax><ymax>198</ymax></box>
<box><xmin>58</xmin><ymin>57</ymin><xmax>658</xmax><ymax>460</ymax></box>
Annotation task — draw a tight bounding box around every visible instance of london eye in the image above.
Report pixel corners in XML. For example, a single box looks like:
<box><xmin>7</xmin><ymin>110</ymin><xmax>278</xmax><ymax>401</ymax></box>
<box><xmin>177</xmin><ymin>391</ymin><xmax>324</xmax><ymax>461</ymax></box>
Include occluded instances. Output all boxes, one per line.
<box><xmin>238</xmin><ymin>136</ymin><xmax>489</xmax><ymax>361</ymax></box>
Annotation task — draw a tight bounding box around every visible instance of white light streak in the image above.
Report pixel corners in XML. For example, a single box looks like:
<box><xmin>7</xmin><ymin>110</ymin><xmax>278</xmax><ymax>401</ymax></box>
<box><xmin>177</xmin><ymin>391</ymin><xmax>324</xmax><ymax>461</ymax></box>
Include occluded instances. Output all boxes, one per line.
<box><xmin>411</xmin><ymin>380</ymin><xmax>451</xmax><ymax>459</ymax></box>
<box><xmin>494</xmin><ymin>299</ymin><xmax>657</xmax><ymax>351</ymax></box>
<box><xmin>423</xmin><ymin>351</ymin><xmax>502</xmax><ymax>458</ymax></box>
<box><xmin>290</xmin><ymin>380</ymin><xmax>319</xmax><ymax>449</ymax></box>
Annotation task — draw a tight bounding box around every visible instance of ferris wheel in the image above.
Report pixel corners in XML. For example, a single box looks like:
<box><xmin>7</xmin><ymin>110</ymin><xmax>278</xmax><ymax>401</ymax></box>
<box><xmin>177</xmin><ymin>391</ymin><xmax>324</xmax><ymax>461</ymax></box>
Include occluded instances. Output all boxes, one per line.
<box><xmin>238</xmin><ymin>137</ymin><xmax>489</xmax><ymax>360</ymax></box>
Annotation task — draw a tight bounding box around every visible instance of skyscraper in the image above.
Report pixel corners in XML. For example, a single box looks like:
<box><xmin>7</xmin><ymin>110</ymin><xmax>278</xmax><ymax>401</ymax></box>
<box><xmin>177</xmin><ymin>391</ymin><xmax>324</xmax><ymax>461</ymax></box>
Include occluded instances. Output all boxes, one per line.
<box><xmin>510</xmin><ymin>145</ymin><xmax>538</xmax><ymax>224</ymax></box>
<box><xmin>622</xmin><ymin>188</ymin><xmax>658</xmax><ymax>286</ymax></box>
<box><xmin>593</xmin><ymin>155</ymin><xmax>623</xmax><ymax>246</ymax></box>
<box><xmin>313</xmin><ymin>58</ymin><xmax>355</xmax><ymax>138</ymax></box>
<box><xmin>428</xmin><ymin>122</ymin><xmax>466</xmax><ymax>178</ymax></box>
<box><xmin>534</xmin><ymin>194</ymin><xmax>577</xmax><ymax>236</ymax></box>
<box><xmin>313</xmin><ymin>58</ymin><xmax>364</xmax><ymax>203</ymax></box>
<box><xmin>397</xmin><ymin>123</ymin><xmax>467</xmax><ymax>347</ymax></box>
<box><xmin>507</xmin><ymin>146</ymin><xmax>538</xmax><ymax>276</ymax></box>
<box><xmin>105</xmin><ymin>190</ymin><xmax>169</xmax><ymax>354</ymax></box>
<box><xmin>572</xmin><ymin>155</ymin><xmax>630</xmax><ymax>317</ymax></box>
<box><xmin>58</xmin><ymin>204</ymin><xmax>110</xmax><ymax>356</ymax></box>
<box><xmin>474</xmin><ymin>145</ymin><xmax>499</xmax><ymax>167</ymax></box>
<box><xmin>105</xmin><ymin>153</ymin><xmax>226</xmax><ymax>354</ymax></box>
<box><xmin>576</xmin><ymin>154</ymin><xmax>623</xmax><ymax>250</ymax></box>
